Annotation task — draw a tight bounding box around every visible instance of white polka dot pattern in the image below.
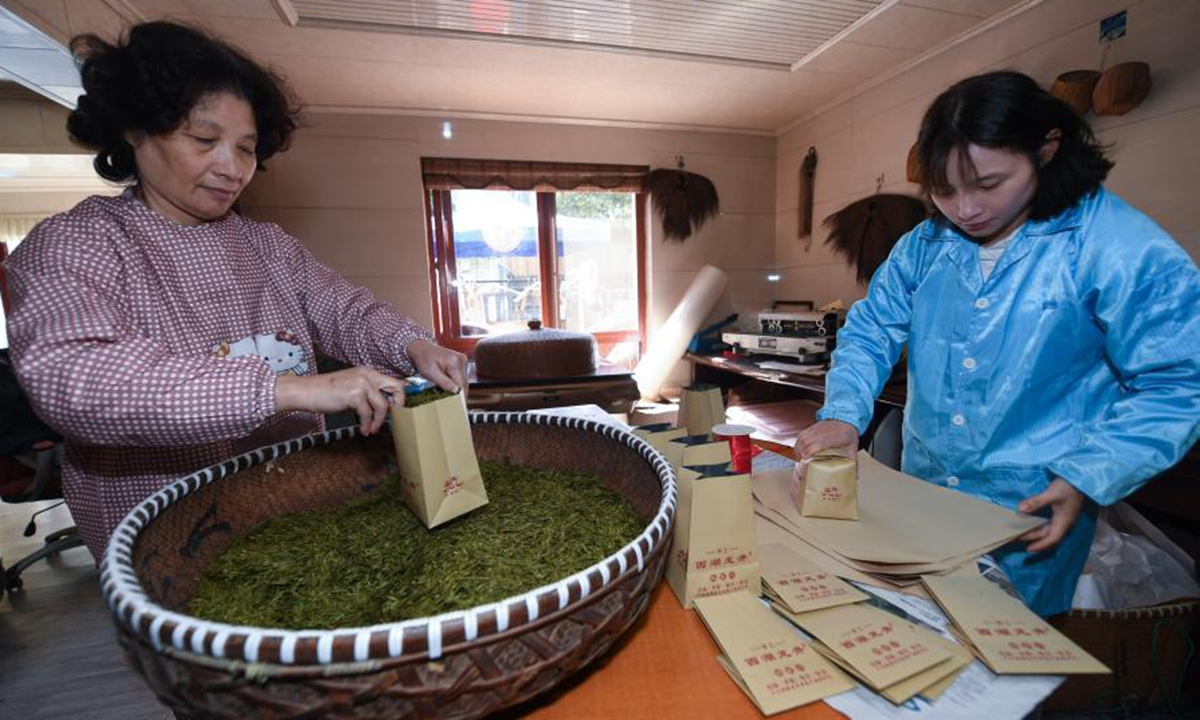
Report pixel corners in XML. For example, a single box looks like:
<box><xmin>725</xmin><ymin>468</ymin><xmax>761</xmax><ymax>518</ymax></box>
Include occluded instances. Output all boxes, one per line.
<box><xmin>3</xmin><ymin>190</ymin><xmax>433</xmax><ymax>559</ymax></box>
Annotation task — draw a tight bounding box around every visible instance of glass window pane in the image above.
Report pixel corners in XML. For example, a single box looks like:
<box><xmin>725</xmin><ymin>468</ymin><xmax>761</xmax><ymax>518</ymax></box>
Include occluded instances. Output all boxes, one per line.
<box><xmin>555</xmin><ymin>192</ymin><xmax>637</xmax><ymax>333</ymax></box>
<box><xmin>449</xmin><ymin>189</ymin><xmax>541</xmax><ymax>337</ymax></box>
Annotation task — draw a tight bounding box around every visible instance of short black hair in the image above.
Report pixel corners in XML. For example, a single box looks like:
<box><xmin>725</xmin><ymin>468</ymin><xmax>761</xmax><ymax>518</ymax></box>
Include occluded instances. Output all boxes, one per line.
<box><xmin>916</xmin><ymin>71</ymin><xmax>1112</xmax><ymax>223</ymax></box>
<box><xmin>67</xmin><ymin>21</ymin><xmax>302</xmax><ymax>182</ymax></box>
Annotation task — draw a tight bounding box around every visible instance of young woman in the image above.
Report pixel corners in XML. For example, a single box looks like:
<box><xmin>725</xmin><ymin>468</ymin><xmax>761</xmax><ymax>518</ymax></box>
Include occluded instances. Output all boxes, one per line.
<box><xmin>4</xmin><ymin>21</ymin><xmax>468</xmax><ymax>560</ymax></box>
<box><xmin>795</xmin><ymin>71</ymin><xmax>1199</xmax><ymax>616</ymax></box>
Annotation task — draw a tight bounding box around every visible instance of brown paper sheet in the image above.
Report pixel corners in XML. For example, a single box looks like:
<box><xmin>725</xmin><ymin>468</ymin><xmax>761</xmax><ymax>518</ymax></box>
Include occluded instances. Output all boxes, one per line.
<box><xmin>760</xmin><ymin>542</ymin><xmax>868</xmax><ymax>614</ymax></box>
<box><xmin>754</xmin><ymin>511</ymin><xmax>930</xmax><ymax>597</ymax></box>
<box><xmin>782</xmin><ymin>603</ymin><xmax>952</xmax><ymax>690</ymax></box>
<box><xmin>694</xmin><ymin>591</ymin><xmax>857</xmax><ymax>715</ymax></box>
<box><xmin>922</xmin><ymin>575</ymin><xmax>1111</xmax><ymax>675</ymax></box>
<box><xmin>389</xmin><ymin>393</ymin><xmax>488</xmax><ymax>528</ymax></box>
<box><xmin>752</xmin><ymin>452</ymin><xmax>1044</xmax><ymax>565</ymax></box>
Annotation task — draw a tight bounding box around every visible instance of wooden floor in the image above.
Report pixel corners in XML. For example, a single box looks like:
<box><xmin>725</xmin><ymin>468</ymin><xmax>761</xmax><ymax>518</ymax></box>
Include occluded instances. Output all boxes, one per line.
<box><xmin>0</xmin><ymin>499</ymin><xmax>174</xmax><ymax>719</ymax></box>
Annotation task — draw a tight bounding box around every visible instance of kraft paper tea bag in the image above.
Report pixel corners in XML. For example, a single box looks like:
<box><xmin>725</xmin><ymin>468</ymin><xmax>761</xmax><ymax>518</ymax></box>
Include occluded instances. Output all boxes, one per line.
<box><xmin>922</xmin><ymin>574</ymin><xmax>1110</xmax><ymax>675</ymax></box>
<box><xmin>799</xmin><ymin>453</ymin><xmax>858</xmax><ymax>520</ymax></box>
<box><xmin>667</xmin><ymin>462</ymin><xmax>760</xmax><ymax>609</ymax></box>
<box><xmin>787</xmin><ymin>603</ymin><xmax>952</xmax><ymax>690</ymax></box>
<box><xmin>632</xmin><ymin>422</ymin><xmax>688</xmax><ymax>458</ymax></box>
<box><xmin>759</xmin><ymin>542</ymin><xmax>868</xmax><ymax>614</ymax></box>
<box><xmin>389</xmin><ymin>390</ymin><xmax>488</xmax><ymax>529</ymax></box>
<box><xmin>663</xmin><ymin>433</ymin><xmax>732</xmax><ymax>476</ymax></box>
<box><xmin>678</xmin><ymin>382</ymin><xmax>726</xmax><ymax>435</ymax></box>
<box><xmin>693</xmin><ymin>591</ymin><xmax>856</xmax><ymax>715</ymax></box>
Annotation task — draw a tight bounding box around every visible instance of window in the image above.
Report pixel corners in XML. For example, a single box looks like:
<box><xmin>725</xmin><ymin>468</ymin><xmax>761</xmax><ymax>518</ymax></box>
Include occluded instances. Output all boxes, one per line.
<box><xmin>423</xmin><ymin>158</ymin><xmax>648</xmax><ymax>365</ymax></box>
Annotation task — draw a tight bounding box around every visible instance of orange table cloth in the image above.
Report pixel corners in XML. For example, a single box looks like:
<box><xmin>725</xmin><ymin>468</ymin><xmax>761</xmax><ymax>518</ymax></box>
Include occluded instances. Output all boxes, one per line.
<box><xmin>505</xmin><ymin>584</ymin><xmax>846</xmax><ymax>719</ymax></box>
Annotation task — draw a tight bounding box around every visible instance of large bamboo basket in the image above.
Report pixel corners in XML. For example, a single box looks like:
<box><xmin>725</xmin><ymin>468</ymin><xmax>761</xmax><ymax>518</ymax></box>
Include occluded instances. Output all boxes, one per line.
<box><xmin>100</xmin><ymin>413</ymin><xmax>677</xmax><ymax>719</ymax></box>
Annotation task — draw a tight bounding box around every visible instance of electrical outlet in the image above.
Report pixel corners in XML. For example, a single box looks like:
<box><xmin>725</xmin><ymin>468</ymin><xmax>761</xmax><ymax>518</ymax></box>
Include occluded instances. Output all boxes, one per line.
<box><xmin>1100</xmin><ymin>10</ymin><xmax>1127</xmax><ymax>42</ymax></box>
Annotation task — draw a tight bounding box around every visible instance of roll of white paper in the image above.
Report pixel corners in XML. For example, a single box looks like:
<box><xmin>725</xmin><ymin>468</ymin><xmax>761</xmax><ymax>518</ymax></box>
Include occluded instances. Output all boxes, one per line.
<box><xmin>635</xmin><ymin>264</ymin><xmax>728</xmax><ymax>400</ymax></box>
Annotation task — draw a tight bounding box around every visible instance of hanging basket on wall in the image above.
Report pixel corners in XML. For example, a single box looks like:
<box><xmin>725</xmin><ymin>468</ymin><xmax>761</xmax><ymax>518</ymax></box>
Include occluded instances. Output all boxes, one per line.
<box><xmin>1050</xmin><ymin>70</ymin><xmax>1102</xmax><ymax>116</ymax></box>
<box><xmin>646</xmin><ymin>160</ymin><xmax>720</xmax><ymax>242</ymax></box>
<box><xmin>824</xmin><ymin>194</ymin><xmax>927</xmax><ymax>285</ymax></box>
<box><xmin>1093</xmin><ymin>61</ymin><xmax>1152</xmax><ymax>116</ymax></box>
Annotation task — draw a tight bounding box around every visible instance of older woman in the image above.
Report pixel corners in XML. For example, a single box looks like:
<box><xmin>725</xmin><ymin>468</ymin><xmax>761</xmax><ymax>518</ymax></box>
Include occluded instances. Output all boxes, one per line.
<box><xmin>4</xmin><ymin>21</ymin><xmax>467</xmax><ymax>560</ymax></box>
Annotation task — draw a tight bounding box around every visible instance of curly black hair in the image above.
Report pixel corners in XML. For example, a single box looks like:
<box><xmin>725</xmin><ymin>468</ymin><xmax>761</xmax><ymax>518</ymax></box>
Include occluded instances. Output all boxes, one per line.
<box><xmin>917</xmin><ymin>71</ymin><xmax>1113</xmax><ymax>224</ymax></box>
<box><xmin>67</xmin><ymin>21</ymin><xmax>302</xmax><ymax>182</ymax></box>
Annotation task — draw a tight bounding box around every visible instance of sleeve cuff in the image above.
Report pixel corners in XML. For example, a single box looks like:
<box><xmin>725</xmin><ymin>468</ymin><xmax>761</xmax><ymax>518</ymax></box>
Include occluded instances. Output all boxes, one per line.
<box><xmin>815</xmin><ymin>406</ymin><xmax>871</xmax><ymax>437</ymax></box>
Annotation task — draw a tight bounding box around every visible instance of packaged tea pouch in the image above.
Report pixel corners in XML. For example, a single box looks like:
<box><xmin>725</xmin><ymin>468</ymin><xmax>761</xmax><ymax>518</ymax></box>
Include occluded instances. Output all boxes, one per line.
<box><xmin>798</xmin><ymin>452</ymin><xmax>858</xmax><ymax>520</ymax></box>
<box><xmin>389</xmin><ymin>386</ymin><xmax>488</xmax><ymax>528</ymax></box>
<box><xmin>667</xmin><ymin>462</ymin><xmax>760</xmax><ymax>609</ymax></box>
<box><xmin>678</xmin><ymin>382</ymin><xmax>725</xmax><ymax>435</ymax></box>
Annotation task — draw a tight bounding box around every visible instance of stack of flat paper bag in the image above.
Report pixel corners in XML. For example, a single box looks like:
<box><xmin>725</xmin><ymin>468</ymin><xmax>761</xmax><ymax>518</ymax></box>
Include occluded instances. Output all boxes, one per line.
<box><xmin>693</xmin><ymin>591</ymin><xmax>856</xmax><ymax>715</ymax></box>
<box><xmin>759</xmin><ymin>542</ymin><xmax>868</xmax><ymax>613</ymax></box>
<box><xmin>923</xmin><ymin>575</ymin><xmax>1110</xmax><ymax>675</ymax></box>
<box><xmin>752</xmin><ymin>452</ymin><xmax>1044</xmax><ymax>587</ymax></box>
<box><xmin>777</xmin><ymin>602</ymin><xmax>972</xmax><ymax>704</ymax></box>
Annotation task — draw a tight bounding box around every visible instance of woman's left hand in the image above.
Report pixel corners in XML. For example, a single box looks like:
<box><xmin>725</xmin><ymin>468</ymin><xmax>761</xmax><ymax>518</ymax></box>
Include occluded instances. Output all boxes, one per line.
<box><xmin>407</xmin><ymin>339</ymin><xmax>469</xmax><ymax>393</ymax></box>
<box><xmin>1017</xmin><ymin>478</ymin><xmax>1086</xmax><ymax>553</ymax></box>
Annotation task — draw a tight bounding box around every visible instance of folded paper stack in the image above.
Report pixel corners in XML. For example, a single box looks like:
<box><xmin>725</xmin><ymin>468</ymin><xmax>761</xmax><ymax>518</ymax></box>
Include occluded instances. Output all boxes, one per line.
<box><xmin>922</xmin><ymin>575</ymin><xmax>1110</xmax><ymax>675</ymax></box>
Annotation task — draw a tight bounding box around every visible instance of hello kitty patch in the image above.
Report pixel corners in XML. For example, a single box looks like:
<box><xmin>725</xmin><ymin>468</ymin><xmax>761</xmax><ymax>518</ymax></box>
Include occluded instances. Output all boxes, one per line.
<box><xmin>213</xmin><ymin>330</ymin><xmax>310</xmax><ymax>375</ymax></box>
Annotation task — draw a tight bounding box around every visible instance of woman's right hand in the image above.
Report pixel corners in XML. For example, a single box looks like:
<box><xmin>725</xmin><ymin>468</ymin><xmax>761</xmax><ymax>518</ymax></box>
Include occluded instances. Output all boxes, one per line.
<box><xmin>794</xmin><ymin>419</ymin><xmax>860</xmax><ymax>460</ymax></box>
<box><xmin>790</xmin><ymin>420</ymin><xmax>860</xmax><ymax>504</ymax></box>
<box><xmin>275</xmin><ymin>367</ymin><xmax>404</xmax><ymax>436</ymax></box>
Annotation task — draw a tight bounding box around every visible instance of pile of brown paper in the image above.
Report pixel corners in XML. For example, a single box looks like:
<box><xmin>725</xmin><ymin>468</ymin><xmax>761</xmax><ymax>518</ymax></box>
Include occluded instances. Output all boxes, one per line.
<box><xmin>776</xmin><ymin>602</ymin><xmax>973</xmax><ymax>704</ymax></box>
<box><xmin>752</xmin><ymin>452</ymin><xmax>1045</xmax><ymax>590</ymax></box>
<box><xmin>923</xmin><ymin>575</ymin><xmax>1110</xmax><ymax>675</ymax></box>
<box><xmin>693</xmin><ymin>591</ymin><xmax>856</xmax><ymax>715</ymax></box>
<box><xmin>759</xmin><ymin>542</ymin><xmax>868</xmax><ymax>614</ymax></box>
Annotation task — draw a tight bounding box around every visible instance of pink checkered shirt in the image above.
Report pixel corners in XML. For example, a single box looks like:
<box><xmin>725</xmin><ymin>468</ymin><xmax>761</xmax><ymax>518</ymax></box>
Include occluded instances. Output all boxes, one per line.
<box><xmin>4</xmin><ymin>190</ymin><xmax>432</xmax><ymax>559</ymax></box>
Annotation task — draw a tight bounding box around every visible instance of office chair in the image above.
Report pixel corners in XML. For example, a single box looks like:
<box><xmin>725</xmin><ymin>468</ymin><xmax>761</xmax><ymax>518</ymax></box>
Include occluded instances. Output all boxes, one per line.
<box><xmin>1</xmin><ymin>349</ymin><xmax>85</xmax><ymax>593</ymax></box>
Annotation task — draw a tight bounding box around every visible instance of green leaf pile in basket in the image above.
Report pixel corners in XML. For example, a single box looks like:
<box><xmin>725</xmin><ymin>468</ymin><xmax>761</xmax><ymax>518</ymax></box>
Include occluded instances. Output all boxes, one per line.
<box><xmin>188</xmin><ymin>458</ymin><xmax>645</xmax><ymax>629</ymax></box>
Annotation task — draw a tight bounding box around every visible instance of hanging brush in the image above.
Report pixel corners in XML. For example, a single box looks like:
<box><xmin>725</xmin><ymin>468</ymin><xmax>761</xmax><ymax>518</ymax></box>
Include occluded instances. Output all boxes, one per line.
<box><xmin>646</xmin><ymin>156</ymin><xmax>720</xmax><ymax>242</ymax></box>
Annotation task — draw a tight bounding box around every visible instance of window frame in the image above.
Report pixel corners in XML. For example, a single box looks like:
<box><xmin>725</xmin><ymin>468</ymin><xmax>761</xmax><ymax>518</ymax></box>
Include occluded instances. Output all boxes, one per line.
<box><xmin>424</xmin><ymin>188</ymin><xmax>647</xmax><ymax>357</ymax></box>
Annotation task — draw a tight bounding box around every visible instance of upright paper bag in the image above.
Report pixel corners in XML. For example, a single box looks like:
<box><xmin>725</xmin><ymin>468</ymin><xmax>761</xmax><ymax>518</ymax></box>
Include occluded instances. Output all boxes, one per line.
<box><xmin>678</xmin><ymin>382</ymin><xmax>726</xmax><ymax>435</ymax></box>
<box><xmin>667</xmin><ymin>461</ymin><xmax>761</xmax><ymax>609</ymax></box>
<box><xmin>632</xmin><ymin>422</ymin><xmax>688</xmax><ymax>458</ymax></box>
<box><xmin>798</xmin><ymin>452</ymin><xmax>858</xmax><ymax>520</ymax></box>
<box><xmin>389</xmin><ymin>392</ymin><xmax>488</xmax><ymax>528</ymax></box>
<box><xmin>663</xmin><ymin>433</ymin><xmax>732</xmax><ymax>475</ymax></box>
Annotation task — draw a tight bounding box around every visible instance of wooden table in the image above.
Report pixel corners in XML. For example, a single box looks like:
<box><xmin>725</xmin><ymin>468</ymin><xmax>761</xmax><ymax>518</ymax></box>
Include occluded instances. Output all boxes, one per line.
<box><xmin>504</xmin><ymin>584</ymin><xmax>845</xmax><ymax>720</ymax></box>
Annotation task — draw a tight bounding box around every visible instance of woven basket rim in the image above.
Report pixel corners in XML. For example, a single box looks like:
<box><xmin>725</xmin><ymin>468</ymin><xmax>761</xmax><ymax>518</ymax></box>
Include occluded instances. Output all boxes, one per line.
<box><xmin>99</xmin><ymin>412</ymin><xmax>677</xmax><ymax>669</ymax></box>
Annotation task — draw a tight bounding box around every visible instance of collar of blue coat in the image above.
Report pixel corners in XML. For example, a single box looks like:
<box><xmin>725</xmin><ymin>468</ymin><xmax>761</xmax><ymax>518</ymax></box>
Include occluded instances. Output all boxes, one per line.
<box><xmin>915</xmin><ymin>192</ymin><xmax>1092</xmax><ymax>287</ymax></box>
<box><xmin>917</xmin><ymin>196</ymin><xmax>1086</xmax><ymax>243</ymax></box>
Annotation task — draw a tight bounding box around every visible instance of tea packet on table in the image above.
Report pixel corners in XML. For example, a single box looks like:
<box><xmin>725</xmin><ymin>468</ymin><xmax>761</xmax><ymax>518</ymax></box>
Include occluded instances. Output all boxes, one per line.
<box><xmin>798</xmin><ymin>452</ymin><xmax>858</xmax><ymax>520</ymax></box>
<box><xmin>759</xmin><ymin>542</ymin><xmax>868</xmax><ymax>614</ymax></box>
<box><xmin>389</xmin><ymin>387</ymin><xmax>488</xmax><ymax>529</ymax></box>
<box><xmin>922</xmin><ymin>574</ymin><xmax>1110</xmax><ymax>675</ymax></box>
<box><xmin>667</xmin><ymin>462</ymin><xmax>760</xmax><ymax>609</ymax></box>
<box><xmin>693</xmin><ymin>591</ymin><xmax>856</xmax><ymax>715</ymax></box>
<box><xmin>678</xmin><ymin>382</ymin><xmax>726</xmax><ymax>435</ymax></box>
<box><xmin>784</xmin><ymin>602</ymin><xmax>952</xmax><ymax>691</ymax></box>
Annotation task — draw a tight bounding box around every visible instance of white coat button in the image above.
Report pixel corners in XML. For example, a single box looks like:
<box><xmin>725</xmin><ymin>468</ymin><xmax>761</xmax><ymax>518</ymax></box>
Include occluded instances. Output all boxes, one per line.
<box><xmin>975</xmin><ymin>298</ymin><xmax>990</xmax><ymax>309</ymax></box>
<box><xmin>963</xmin><ymin>357</ymin><xmax>977</xmax><ymax>370</ymax></box>
<box><xmin>947</xmin><ymin>476</ymin><xmax>960</xmax><ymax>487</ymax></box>
<box><xmin>951</xmin><ymin>413</ymin><xmax>966</xmax><ymax>426</ymax></box>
